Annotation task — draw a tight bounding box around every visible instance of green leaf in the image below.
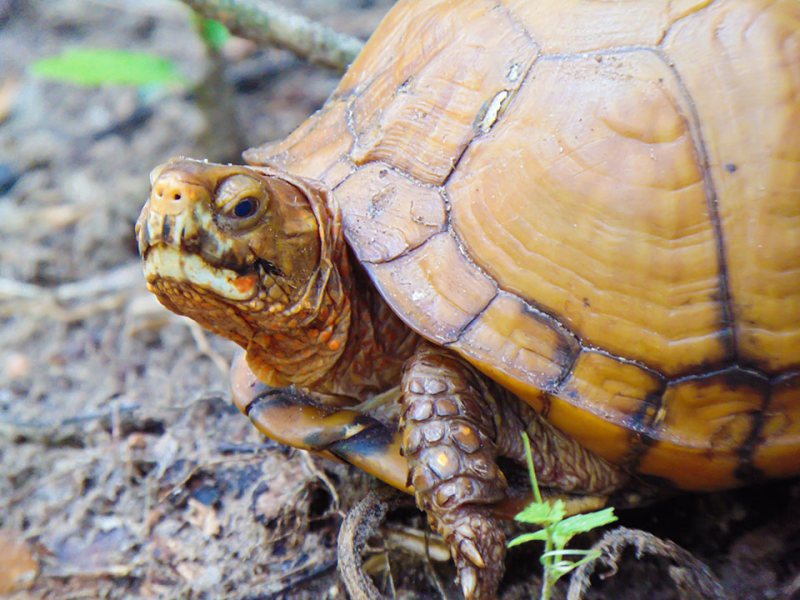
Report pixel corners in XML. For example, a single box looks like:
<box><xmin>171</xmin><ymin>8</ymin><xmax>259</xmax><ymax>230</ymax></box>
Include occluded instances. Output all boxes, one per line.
<box><xmin>515</xmin><ymin>499</ymin><xmax>566</xmax><ymax>525</ymax></box>
<box><xmin>198</xmin><ymin>17</ymin><xmax>231</xmax><ymax>51</ymax></box>
<box><xmin>507</xmin><ymin>530</ymin><xmax>548</xmax><ymax>548</ymax></box>
<box><xmin>550</xmin><ymin>508</ymin><xmax>618</xmax><ymax>547</ymax></box>
<box><xmin>32</xmin><ymin>49</ymin><xmax>184</xmax><ymax>87</ymax></box>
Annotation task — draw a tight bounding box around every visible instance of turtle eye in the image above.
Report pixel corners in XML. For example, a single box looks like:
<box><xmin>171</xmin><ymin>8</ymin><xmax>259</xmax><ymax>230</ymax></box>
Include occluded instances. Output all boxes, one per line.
<box><xmin>233</xmin><ymin>196</ymin><xmax>258</xmax><ymax>218</ymax></box>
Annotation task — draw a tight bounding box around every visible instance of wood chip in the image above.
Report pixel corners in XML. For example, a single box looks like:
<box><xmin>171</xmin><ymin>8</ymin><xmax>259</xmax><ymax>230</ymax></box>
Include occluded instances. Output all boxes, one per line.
<box><xmin>0</xmin><ymin>529</ymin><xmax>39</xmax><ymax>594</ymax></box>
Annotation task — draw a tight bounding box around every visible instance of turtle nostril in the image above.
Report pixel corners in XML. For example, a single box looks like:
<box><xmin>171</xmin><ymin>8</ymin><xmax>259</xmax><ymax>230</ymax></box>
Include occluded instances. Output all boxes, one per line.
<box><xmin>173</xmin><ymin>193</ymin><xmax>182</xmax><ymax>201</ymax></box>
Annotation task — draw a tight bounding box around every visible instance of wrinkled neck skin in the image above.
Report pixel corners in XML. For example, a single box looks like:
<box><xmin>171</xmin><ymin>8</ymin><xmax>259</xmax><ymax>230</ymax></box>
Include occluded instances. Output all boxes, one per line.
<box><xmin>240</xmin><ymin>173</ymin><xmax>418</xmax><ymax>402</ymax></box>
<box><xmin>139</xmin><ymin>160</ymin><xmax>419</xmax><ymax>404</ymax></box>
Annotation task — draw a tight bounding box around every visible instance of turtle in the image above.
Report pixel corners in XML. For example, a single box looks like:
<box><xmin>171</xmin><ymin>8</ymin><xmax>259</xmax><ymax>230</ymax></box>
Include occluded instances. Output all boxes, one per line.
<box><xmin>136</xmin><ymin>0</ymin><xmax>800</xmax><ymax>597</ymax></box>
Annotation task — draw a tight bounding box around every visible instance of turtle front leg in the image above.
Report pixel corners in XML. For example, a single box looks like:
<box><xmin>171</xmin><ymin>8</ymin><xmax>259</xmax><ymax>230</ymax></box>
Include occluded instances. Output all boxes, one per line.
<box><xmin>400</xmin><ymin>343</ymin><xmax>510</xmax><ymax>600</ymax></box>
<box><xmin>401</xmin><ymin>343</ymin><xmax>628</xmax><ymax>599</ymax></box>
<box><xmin>230</xmin><ymin>351</ymin><xmax>410</xmax><ymax>492</ymax></box>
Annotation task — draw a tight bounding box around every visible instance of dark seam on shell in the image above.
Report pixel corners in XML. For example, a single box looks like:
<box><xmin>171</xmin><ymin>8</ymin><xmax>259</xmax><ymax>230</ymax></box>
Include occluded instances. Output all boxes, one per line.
<box><xmin>620</xmin><ymin>387</ymin><xmax>668</xmax><ymax>475</ymax></box>
<box><xmin>652</xmin><ymin>46</ymin><xmax>739</xmax><ymax>364</ymax></box>
<box><xmin>656</xmin><ymin>0</ymin><xmax>720</xmax><ymax>47</ymax></box>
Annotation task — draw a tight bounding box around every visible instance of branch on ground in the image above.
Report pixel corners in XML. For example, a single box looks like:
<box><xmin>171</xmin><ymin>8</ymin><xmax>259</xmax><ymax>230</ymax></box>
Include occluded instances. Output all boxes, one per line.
<box><xmin>567</xmin><ymin>526</ymin><xmax>727</xmax><ymax>600</ymax></box>
<box><xmin>180</xmin><ymin>0</ymin><xmax>365</xmax><ymax>71</ymax></box>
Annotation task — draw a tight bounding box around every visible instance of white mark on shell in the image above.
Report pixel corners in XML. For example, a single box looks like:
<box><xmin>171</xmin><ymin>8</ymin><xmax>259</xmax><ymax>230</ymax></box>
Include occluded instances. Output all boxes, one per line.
<box><xmin>507</xmin><ymin>63</ymin><xmax>521</xmax><ymax>82</ymax></box>
<box><xmin>479</xmin><ymin>90</ymin><xmax>509</xmax><ymax>134</ymax></box>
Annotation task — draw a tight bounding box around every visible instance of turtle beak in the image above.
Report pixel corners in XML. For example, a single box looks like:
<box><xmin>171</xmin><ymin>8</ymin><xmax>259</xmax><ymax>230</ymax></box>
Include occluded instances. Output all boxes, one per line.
<box><xmin>139</xmin><ymin>163</ymin><xmax>204</xmax><ymax>252</ymax></box>
<box><xmin>135</xmin><ymin>159</ymin><xmax>266</xmax><ymax>302</ymax></box>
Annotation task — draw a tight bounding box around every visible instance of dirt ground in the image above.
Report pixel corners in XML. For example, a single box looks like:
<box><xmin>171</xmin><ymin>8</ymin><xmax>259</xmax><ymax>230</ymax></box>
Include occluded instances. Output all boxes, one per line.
<box><xmin>0</xmin><ymin>1</ymin><xmax>798</xmax><ymax>599</ymax></box>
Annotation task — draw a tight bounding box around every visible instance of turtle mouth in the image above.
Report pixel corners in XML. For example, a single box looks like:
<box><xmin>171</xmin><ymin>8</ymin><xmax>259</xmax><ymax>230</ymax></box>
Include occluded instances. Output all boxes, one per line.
<box><xmin>141</xmin><ymin>244</ymin><xmax>276</xmax><ymax>302</ymax></box>
<box><xmin>137</xmin><ymin>203</ymin><xmax>275</xmax><ymax>303</ymax></box>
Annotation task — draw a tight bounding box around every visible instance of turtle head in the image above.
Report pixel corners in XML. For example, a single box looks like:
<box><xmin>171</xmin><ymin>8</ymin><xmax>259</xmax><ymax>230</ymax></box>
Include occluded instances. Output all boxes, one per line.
<box><xmin>136</xmin><ymin>158</ymin><xmax>338</xmax><ymax>348</ymax></box>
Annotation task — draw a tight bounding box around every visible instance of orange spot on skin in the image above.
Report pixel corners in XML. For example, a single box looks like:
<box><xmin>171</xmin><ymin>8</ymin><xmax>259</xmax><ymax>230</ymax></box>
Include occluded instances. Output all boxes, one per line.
<box><xmin>232</xmin><ymin>274</ymin><xmax>258</xmax><ymax>293</ymax></box>
<box><xmin>328</xmin><ymin>339</ymin><xmax>341</xmax><ymax>351</ymax></box>
<box><xmin>308</xmin><ymin>328</ymin><xmax>320</xmax><ymax>338</ymax></box>
<box><xmin>437</xmin><ymin>452</ymin><xmax>449</xmax><ymax>467</ymax></box>
<box><xmin>319</xmin><ymin>330</ymin><xmax>332</xmax><ymax>343</ymax></box>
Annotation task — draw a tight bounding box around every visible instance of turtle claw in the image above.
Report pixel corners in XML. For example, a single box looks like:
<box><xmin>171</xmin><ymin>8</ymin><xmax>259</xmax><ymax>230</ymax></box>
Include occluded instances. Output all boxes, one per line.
<box><xmin>460</xmin><ymin>538</ymin><xmax>486</xmax><ymax>568</ymax></box>
<box><xmin>447</xmin><ymin>514</ymin><xmax>505</xmax><ymax>599</ymax></box>
<box><xmin>460</xmin><ymin>566</ymin><xmax>478</xmax><ymax>599</ymax></box>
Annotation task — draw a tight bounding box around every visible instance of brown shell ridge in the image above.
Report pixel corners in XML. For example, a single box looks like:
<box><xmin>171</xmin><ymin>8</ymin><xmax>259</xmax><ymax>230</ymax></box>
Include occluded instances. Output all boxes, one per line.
<box><xmin>514</xmin><ymin>44</ymin><xmax>738</xmax><ymax>372</ymax></box>
<box><xmin>669</xmin><ymin>364</ymin><xmax>771</xmax><ymax>387</ymax></box>
<box><xmin>441</xmin><ymin>207</ymin><xmax>585</xmax><ymax>373</ymax></box>
<box><xmin>499</xmin><ymin>0</ymin><xmax>717</xmax><ymax>55</ymax></box>
<box><xmin>663</xmin><ymin>0</ymin><xmax>720</xmax><ymax>41</ymax></box>
<box><xmin>434</xmin><ymin>3</ymin><xmax>542</xmax><ymax>188</ymax></box>
<box><xmin>774</xmin><ymin>370</ymin><xmax>800</xmax><ymax>386</ymax></box>
<box><xmin>332</xmin><ymin>161</ymin><xmax>449</xmax><ymax>204</ymax></box>
<box><xmin>573</xmin><ymin>344</ymin><xmax>668</xmax><ymax>384</ymax></box>
<box><xmin>733</xmin><ymin>400</ymin><xmax>770</xmax><ymax>483</ymax></box>
<box><xmin>447</xmin><ymin>161</ymin><xmax>723</xmax><ymax>373</ymax></box>
<box><xmin>650</xmin><ymin>45</ymin><xmax>739</xmax><ymax>364</ymax></box>
<box><xmin>443</xmin><ymin>178</ymin><xmax>717</xmax><ymax>389</ymax></box>
<box><xmin>446</xmin><ymin>290</ymin><xmax>580</xmax><ymax>392</ymax></box>
<box><xmin>536</xmin><ymin>45</ymin><xmax>665</xmax><ymax>62</ymax></box>
<box><xmin>333</xmin><ymin>161</ymin><xmax>449</xmax><ymax>265</ymax></box>
<box><xmin>614</xmin><ymin>389</ymin><xmax>668</xmax><ymax>476</ymax></box>
<box><xmin>655</xmin><ymin>0</ymin><xmax>717</xmax><ymax>48</ymax></box>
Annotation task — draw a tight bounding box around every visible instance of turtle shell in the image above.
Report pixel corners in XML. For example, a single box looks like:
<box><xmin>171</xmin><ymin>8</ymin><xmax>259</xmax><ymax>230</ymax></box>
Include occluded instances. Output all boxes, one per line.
<box><xmin>245</xmin><ymin>0</ymin><xmax>800</xmax><ymax>491</ymax></box>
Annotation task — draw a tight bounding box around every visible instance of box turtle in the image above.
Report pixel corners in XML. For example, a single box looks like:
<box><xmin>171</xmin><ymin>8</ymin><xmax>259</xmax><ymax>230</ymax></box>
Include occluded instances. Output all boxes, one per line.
<box><xmin>137</xmin><ymin>0</ymin><xmax>800</xmax><ymax>597</ymax></box>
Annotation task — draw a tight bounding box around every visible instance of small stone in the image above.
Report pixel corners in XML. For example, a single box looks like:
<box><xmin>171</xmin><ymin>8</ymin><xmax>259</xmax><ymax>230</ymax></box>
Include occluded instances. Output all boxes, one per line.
<box><xmin>0</xmin><ymin>163</ymin><xmax>20</xmax><ymax>195</ymax></box>
<box><xmin>0</xmin><ymin>530</ymin><xmax>38</xmax><ymax>594</ymax></box>
<box><xmin>4</xmin><ymin>353</ymin><xmax>30</xmax><ymax>380</ymax></box>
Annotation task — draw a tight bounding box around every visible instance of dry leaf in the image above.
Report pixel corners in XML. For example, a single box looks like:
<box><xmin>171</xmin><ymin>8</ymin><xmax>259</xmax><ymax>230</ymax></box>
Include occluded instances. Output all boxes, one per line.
<box><xmin>0</xmin><ymin>529</ymin><xmax>39</xmax><ymax>594</ymax></box>
<box><xmin>186</xmin><ymin>498</ymin><xmax>221</xmax><ymax>537</ymax></box>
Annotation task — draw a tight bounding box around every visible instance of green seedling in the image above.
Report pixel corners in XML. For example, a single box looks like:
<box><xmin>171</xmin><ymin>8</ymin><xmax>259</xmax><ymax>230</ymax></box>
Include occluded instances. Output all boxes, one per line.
<box><xmin>194</xmin><ymin>15</ymin><xmax>231</xmax><ymax>52</ymax></box>
<box><xmin>30</xmin><ymin>14</ymin><xmax>230</xmax><ymax>89</ymax></box>
<box><xmin>32</xmin><ymin>49</ymin><xmax>185</xmax><ymax>88</ymax></box>
<box><xmin>508</xmin><ymin>433</ymin><xmax>618</xmax><ymax>600</ymax></box>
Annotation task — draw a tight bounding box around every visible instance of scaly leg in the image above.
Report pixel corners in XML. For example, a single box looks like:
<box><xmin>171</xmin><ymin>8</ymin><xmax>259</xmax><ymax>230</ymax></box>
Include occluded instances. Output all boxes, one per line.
<box><xmin>400</xmin><ymin>344</ymin><xmax>510</xmax><ymax>599</ymax></box>
<box><xmin>400</xmin><ymin>343</ymin><xmax>627</xmax><ymax>599</ymax></box>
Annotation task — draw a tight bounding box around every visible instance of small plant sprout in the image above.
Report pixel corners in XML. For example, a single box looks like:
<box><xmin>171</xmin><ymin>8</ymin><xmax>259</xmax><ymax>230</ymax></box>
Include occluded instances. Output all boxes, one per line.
<box><xmin>32</xmin><ymin>49</ymin><xmax>186</xmax><ymax>88</ymax></box>
<box><xmin>508</xmin><ymin>433</ymin><xmax>618</xmax><ymax>600</ymax></box>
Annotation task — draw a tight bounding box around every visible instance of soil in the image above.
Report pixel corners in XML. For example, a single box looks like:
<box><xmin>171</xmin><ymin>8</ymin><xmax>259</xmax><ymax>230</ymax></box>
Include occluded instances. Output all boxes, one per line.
<box><xmin>0</xmin><ymin>1</ymin><xmax>797</xmax><ymax>599</ymax></box>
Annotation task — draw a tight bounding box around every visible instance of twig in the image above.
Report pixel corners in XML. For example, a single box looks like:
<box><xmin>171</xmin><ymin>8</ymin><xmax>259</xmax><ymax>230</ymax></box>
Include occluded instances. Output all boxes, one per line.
<box><xmin>186</xmin><ymin>320</ymin><xmax>232</xmax><ymax>377</ymax></box>
<box><xmin>157</xmin><ymin>454</ymin><xmax>264</xmax><ymax>503</ymax></box>
<box><xmin>566</xmin><ymin>526</ymin><xmax>727</xmax><ymax>600</ymax></box>
<box><xmin>252</xmin><ymin>558</ymin><xmax>337</xmax><ymax>600</ymax></box>
<box><xmin>180</xmin><ymin>0</ymin><xmax>364</xmax><ymax>71</ymax></box>
<box><xmin>0</xmin><ymin>262</ymin><xmax>142</xmax><ymax>302</ymax></box>
<box><xmin>337</xmin><ymin>487</ymin><xmax>408</xmax><ymax>600</ymax></box>
<box><xmin>0</xmin><ymin>404</ymin><xmax>140</xmax><ymax>446</ymax></box>
<box><xmin>45</xmin><ymin>564</ymin><xmax>135</xmax><ymax>578</ymax></box>
<box><xmin>301</xmin><ymin>452</ymin><xmax>341</xmax><ymax>512</ymax></box>
<box><xmin>0</xmin><ymin>263</ymin><xmax>145</xmax><ymax>322</ymax></box>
